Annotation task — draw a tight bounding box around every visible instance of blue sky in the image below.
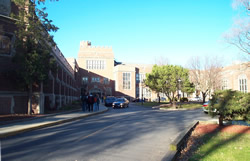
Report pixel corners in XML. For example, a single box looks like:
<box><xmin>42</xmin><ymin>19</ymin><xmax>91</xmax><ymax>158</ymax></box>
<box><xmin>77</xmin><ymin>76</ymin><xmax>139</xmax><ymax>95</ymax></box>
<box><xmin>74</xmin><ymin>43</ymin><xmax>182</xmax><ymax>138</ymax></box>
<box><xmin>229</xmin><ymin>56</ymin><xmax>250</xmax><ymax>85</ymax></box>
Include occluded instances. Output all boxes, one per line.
<box><xmin>43</xmin><ymin>0</ymin><xmax>244</xmax><ymax>66</ymax></box>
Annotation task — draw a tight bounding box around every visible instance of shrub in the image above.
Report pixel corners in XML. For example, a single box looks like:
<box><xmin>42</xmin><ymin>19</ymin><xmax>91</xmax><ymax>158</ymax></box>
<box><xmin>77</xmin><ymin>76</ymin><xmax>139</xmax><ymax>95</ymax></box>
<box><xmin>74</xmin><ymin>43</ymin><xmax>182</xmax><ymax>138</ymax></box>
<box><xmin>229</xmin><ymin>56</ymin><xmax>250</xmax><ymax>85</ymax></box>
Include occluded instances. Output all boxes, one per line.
<box><xmin>210</xmin><ymin>90</ymin><xmax>249</xmax><ymax>126</ymax></box>
<box><xmin>181</xmin><ymin>97</ymin><xmax>189</xmax><ymax>102</ymax></box>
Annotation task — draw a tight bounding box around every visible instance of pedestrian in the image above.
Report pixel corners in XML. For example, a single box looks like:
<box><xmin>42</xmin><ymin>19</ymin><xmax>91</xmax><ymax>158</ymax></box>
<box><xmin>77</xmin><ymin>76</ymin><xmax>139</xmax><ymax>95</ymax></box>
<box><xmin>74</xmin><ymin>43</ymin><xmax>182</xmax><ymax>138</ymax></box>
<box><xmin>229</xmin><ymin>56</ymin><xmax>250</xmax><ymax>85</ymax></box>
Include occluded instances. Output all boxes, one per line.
<box><xmin>81</xmin><ymin>92</ymin><xmax>87</xmax><ymax>112</ymax></box>
<box><xmin>101</xmin><ymin>96</ymin><xmax>104</xmax><ymax>103</ymax></box>
<box><xmin>88</xmin><ymin>94</ymin><xmax>94</xmax><ymax>112</ymax></box>
<box><xmin>93</xmin><ymin>95</ymin><xmax>98</xmax><ymax>111</ymax></box>
<box><xmin>96</xmin><ymin>95</ymin><xmax>100</xmax><ymax>111</ymax></box>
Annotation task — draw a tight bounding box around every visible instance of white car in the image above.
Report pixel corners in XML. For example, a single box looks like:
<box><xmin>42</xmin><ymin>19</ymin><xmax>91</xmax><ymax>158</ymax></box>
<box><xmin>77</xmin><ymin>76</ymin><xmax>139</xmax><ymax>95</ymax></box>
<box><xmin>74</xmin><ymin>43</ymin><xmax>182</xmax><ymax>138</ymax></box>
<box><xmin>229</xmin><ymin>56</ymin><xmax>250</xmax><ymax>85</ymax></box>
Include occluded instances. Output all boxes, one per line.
<box><xmin>189</xmin><ymin>97</ymin><xmax>202</xmax><ymax>102</ymax></box>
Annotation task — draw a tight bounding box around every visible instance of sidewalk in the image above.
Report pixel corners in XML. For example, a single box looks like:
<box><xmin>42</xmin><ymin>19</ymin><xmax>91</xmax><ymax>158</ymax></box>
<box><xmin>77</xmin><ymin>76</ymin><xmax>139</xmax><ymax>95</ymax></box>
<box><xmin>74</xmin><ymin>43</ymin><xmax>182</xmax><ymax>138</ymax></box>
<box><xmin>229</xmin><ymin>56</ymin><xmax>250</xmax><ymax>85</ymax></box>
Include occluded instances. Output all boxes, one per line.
<box><xmin>0</xmin><ymin>104</ymin><xmax>109</xmax><ymax>139</ymax></box>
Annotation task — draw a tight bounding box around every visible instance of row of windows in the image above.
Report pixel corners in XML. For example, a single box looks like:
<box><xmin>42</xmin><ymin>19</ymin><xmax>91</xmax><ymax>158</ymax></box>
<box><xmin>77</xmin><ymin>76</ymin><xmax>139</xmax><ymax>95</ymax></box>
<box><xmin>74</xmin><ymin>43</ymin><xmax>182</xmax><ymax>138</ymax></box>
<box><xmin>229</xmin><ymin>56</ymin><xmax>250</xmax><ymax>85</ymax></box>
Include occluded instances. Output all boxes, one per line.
<box><xmin>83</xmin><ymin>74</ymin><xmax>248</xmax><ymax>93</ymax></box>
<box><xmin>82</xmin><ymin>77</ymin><xmax>110</xmax><ymax>84</ymax></box>
<box><xmin>123</xmin><ymin>73</ymin><xmax>131</xmax><ymax>89</ymax></box>
<box><xmin>136</xmin><ymin>73</ymin><xmax>145</xmax><ymax>83</ymax></box>
<box><xmin>222</xmin><ymin>78</ymin><xmax>248</xmax><ymax>93</ymax></box>
<box><xmin>86</xmin><ymin>60</ymin><xmax>106</xmax><ymax>70</ymax></box>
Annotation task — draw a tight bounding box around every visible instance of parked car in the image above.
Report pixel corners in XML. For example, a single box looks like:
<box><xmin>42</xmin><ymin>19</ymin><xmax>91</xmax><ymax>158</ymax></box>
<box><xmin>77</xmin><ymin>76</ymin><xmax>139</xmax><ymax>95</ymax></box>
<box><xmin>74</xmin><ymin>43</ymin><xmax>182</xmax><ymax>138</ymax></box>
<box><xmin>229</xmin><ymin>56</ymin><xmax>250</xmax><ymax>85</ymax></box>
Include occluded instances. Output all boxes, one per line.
<box><xmin>203</xmin><ymin>101</ymin><xmax>217</xmax><ymax>113</ymax></box>
<box><xmin>112</xmin><ymin>98</ymin><xmax>129</xmax><ymax>108</ymax></box>
<box><xmin>189</xmin><ymin>97</ymin><xmax>202</xmax><ymax>102</ymax></box>
<box><xmin>104</xmin><ymin>96</ymin><xmax>116</xmax><ymax>106</ymax></box>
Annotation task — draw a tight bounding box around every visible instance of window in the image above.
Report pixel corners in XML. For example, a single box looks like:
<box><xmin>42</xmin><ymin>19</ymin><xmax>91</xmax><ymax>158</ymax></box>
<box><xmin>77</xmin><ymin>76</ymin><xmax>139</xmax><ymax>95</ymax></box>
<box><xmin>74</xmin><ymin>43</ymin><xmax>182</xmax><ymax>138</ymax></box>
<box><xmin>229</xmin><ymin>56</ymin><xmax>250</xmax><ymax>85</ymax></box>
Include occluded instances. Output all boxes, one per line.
<box><xmin>104</xmin><ymin>78</ymin><xmax>110</xmax><ymax>84</ymax></box>
<box><xmin>86</xmin><ymin>60</ymin><xmax>106</xmax><ymax>70</ymax></box>
<box><xmin>136</xmin><ymin>87</ymin><xmax>139</xmax><ymax>97</ymax></box>
<box><xmin>123</xmin><ymin>72</ymin><xmax>131</xmax><ymax>89</ymax></box>
<box><xmin>136</xmin><ymin>73</ymin><xmax>140</xmax><ymax>83</ymax></box>
<box><xmin>222</xmin><ymin>79</ymin><xmax>228</xmax><ymax>90</ymax></box>
<box><xmin>0</xmin><ymin>34</ymin><xmax>12</xmax><ymax>56</ymax></box>
<box><xmin>239</xmin><ymin>78</ymin><xmax>247</xmax><ymax>93</ymax></box>
<box><xmin>82</xmin><ymin>77</ymin><xmax>88</xmax><ymax>84</ymax></box>
<box><xmin>143</xmin><ymin>88</ymin><xmax>151</xmax><ymax>98</ymax></box>
<box><xmin>139</xmin><ymin>73</ymin><xmax>145</xmax><ymax>83</ymax></box>
<box><xmin>91</xmin><ymin>77</ymin><xmax>100</xmax><ymax>83</ymax></box>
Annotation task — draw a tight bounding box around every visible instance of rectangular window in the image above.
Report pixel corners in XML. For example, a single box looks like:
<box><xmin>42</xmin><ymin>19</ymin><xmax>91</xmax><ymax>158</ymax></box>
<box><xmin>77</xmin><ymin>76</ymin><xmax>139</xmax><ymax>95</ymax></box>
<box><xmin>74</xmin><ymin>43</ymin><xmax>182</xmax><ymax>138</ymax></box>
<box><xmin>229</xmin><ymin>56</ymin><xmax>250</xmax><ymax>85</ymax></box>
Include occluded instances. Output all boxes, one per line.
<box><xmin>86</xmin><ymin>60</ymin><xmax>106</xmax><ymax>70</ymax></box>
<box><xmin>0</xmin><ymin>34</ymin><xmax>12</xmax><ymax>56</ymax></box>
<box><xmin>239</xmin><ymin>79</ymin><xmax>247</xmax><ymax>93</ymax></box>
<box><xmin>136</xmin><ymin>87</ymin><xmax>139</xmax><ymax>97</ymax></box>
<box><xmin>123</xmin><ymin>72</ymin><xmax>131</xmax><ymax>89</ymax></box>
<box><xmin>91</xmin><ymin>77</ymin><xmax>100</xmax><ymax>83</ymax></box>
<box><xmin>222</xmin><ymin>79</ymin><xmax>228</xmax><ymax>90</ymax></box>
<box><xmin>139</xmin><ymin>73</ymin><xmax>145</xmax><ymax>83</ymax></box>
<box><xmin>136</xmin><ymin>73</ymin><xmax>140</xmax><ymax>83</ymax></box>
<box><xmin>82</xmin><ymin>77</ymin><xmax>88</xmax><ymax>84</ymax></box>
<box><xmin>104</xmin><ymin>78</ymin><xmax>110</xmax><ymax>84</ymax></box>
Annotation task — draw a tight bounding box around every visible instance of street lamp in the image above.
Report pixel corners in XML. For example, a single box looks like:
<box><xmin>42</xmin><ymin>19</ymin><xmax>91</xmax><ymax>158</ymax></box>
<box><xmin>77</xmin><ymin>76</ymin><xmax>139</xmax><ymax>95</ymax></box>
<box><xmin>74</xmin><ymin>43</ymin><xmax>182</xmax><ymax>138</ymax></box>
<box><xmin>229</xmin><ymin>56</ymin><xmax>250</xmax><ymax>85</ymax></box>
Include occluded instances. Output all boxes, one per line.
<box><xmin>177</xmin><ymin>78</ymin><xmax>182</xmax><ymax>108</ymax></box>
<box><xmin>141</xmin><ymin>80</ymin><xmax>145</xmax><ymax>105</ymax></box>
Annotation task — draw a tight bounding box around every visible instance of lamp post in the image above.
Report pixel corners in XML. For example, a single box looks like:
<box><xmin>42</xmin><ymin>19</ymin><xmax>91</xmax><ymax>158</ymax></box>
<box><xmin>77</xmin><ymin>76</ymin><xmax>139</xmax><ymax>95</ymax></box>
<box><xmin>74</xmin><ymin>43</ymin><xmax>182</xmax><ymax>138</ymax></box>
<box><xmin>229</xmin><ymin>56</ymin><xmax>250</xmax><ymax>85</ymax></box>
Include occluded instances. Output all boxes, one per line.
<box><xmin>141</xmin><ymin>80</ymin><xmax>145</xmax><ymax>105</ymax></box>
<box><xmin>177</xmin><ymin>78</ymin><xmax>182</xmax><ymax>108</ymax></box>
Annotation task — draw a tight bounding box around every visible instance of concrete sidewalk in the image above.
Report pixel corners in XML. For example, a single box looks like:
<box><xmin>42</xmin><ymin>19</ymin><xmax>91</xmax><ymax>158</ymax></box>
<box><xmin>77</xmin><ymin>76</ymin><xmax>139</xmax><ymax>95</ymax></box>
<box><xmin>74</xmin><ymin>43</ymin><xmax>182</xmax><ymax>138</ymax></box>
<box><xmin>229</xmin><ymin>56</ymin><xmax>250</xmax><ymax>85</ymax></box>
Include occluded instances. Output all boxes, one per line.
<box><xmin>0</xmin><ymin>104</ymin><xmax>109</xmax><ymax>139</ymax></box>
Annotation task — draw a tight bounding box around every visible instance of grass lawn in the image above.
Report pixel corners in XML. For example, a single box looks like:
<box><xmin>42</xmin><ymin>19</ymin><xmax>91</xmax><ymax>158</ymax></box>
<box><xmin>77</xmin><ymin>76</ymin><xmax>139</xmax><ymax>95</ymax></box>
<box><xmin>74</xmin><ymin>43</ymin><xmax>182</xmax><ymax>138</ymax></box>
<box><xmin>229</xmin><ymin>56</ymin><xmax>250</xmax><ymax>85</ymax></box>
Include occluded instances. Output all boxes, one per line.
<box><xmin>190</xmin><ymin>132</ymin><xmax>250</xmax><ymax>161</ymax></box>
<box><xmin>135</xmin><ymin>102</ymin><xmax>169</xmax><ymax>107</ymax></box>
<box><xmin>180</xmin><ymin>103</ymin><xmax>202</xmax><ymax>109</ymax></box>
<box><xmin>136</xmin><ymin>102</ymin><xmax>202</xmax><ymax>109</ymax></box>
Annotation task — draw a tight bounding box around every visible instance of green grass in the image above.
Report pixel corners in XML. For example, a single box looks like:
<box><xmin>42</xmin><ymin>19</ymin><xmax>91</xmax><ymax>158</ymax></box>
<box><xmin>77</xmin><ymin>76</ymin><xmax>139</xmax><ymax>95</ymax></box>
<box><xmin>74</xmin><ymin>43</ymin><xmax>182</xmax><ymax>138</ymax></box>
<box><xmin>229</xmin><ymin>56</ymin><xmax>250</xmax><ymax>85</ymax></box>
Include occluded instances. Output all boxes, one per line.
<box><xmin>136</xmin><ymin>102</ymin><xmax>202</xmax><ymax>109</ymax></box>
<box><xmin>135</xmin><ymin>102</ymin><xmax>169</xmax><ymax>107</ymax></box>
<box><xmin>180</xmin><ymin>103</ymin><xmax>202</xmax><ymax>109</ymax></box>
<box><xmin>190</xmin><ymin>132</ymin><xmax>250</xmax><ymax>161</ymax></box>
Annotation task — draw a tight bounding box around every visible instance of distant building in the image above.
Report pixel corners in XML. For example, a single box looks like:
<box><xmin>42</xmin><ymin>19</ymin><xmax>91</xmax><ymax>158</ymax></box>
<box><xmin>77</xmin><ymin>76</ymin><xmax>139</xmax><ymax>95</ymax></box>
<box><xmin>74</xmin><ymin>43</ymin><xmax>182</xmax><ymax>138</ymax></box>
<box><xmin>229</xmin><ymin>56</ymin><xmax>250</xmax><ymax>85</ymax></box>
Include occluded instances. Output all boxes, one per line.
<box><xmin>221</xmin><ymin>62</ymin><xmax>249</xmax><ymax>93</ymax></box>
<box><xmin>77</xmin><ymin>41</ymin><xmax>115</xmax><ymax>97</ymax></box>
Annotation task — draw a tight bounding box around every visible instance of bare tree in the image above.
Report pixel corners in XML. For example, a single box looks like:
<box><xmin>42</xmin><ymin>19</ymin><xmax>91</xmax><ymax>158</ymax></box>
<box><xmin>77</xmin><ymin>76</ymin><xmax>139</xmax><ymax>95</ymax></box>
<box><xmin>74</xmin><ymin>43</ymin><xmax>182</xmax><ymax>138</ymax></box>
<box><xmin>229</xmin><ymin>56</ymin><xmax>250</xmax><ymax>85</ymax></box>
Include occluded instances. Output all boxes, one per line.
<box><xmin>188</xmin><ymin>56</ymin><xmax>223</xmax><ymax>103</ymax></box>
<box><xmin>224</xmin><ymin>0</ymin><xmax>250</xmax><ymax>55</ymax></box>
<box><xmin>154</xmin><ymin>56</ymin><xmax>169</xmax><ymax>66</ymax></box>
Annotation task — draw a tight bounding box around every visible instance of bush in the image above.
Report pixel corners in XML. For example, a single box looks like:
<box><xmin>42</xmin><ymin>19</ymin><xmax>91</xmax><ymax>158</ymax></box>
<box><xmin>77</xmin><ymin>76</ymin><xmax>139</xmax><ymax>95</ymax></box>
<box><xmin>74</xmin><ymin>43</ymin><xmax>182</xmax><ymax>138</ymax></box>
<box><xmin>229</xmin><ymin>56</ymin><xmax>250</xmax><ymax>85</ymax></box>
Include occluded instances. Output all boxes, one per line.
<box><xmin>210</xmin><ymin>90</ymin><xmax>250</xmax><ymax>125</ymax></box>
<box><xmin>181</xmin><ymin>97</ymin><xmax>189</xmax><ymax>102</ymax></box>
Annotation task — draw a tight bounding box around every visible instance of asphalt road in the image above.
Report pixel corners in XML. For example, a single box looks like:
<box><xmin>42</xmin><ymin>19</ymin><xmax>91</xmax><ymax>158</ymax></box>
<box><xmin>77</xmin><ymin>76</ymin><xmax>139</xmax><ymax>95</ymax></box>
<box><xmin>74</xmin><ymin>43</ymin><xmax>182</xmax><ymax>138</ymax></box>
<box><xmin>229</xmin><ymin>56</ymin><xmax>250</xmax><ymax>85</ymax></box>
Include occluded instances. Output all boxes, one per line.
<box><xmin>1</xmin><ymin>103</ymin><xmax>213</xmax><ymax>161</ymax></box>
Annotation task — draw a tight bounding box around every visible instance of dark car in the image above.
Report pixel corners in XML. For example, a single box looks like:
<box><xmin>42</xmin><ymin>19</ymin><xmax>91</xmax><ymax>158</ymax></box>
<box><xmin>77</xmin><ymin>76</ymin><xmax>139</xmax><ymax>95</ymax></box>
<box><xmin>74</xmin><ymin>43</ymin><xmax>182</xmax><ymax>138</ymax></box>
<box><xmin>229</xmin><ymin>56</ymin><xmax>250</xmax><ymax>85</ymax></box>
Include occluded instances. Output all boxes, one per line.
<box><xmin>104</xmin><ymin>96</ymin><xmax>116</xmax><ymax>106</ymax></box>
<box><xmin>112</xmin><ymin>98</ymin><xmax>129</xmax><ymax>108</ymax></box>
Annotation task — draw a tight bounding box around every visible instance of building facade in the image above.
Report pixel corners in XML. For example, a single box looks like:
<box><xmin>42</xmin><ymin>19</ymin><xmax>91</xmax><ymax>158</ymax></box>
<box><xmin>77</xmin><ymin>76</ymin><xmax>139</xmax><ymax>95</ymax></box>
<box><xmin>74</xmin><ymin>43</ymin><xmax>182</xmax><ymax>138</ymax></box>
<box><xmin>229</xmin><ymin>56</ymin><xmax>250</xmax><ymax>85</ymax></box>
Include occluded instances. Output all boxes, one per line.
<box><xmin>0</xmin><ymin>2</ymin><xmax>81</xmax><ymax>114</ymax></box>
<box><xmin>77</xmin><ymin>41</ymin><xmax>115</xmax><ymax>97</ymax></box>
<box><xmin>221</xmin><ymin>62</ymin><xmax>250</xmax><ymax>93</ymax></box>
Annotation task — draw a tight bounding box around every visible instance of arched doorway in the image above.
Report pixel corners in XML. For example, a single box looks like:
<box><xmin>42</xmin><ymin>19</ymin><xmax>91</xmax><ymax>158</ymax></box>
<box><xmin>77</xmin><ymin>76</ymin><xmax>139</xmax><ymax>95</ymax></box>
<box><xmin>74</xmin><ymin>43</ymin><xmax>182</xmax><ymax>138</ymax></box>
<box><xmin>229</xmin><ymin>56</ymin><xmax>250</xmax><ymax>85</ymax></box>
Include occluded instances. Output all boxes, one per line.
<box><xmin>89</xmin><ymin>88</ymin><xmax>102</xmax><ymax>97</ymax></box>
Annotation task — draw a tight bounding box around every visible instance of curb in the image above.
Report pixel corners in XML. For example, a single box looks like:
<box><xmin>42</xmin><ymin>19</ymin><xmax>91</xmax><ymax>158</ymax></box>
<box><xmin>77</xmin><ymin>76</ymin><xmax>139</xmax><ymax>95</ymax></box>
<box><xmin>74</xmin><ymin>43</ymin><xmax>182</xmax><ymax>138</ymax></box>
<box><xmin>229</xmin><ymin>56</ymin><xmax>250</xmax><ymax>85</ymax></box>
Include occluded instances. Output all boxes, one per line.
<box><xmin>0</xmin><ymin>107</ymin><xmax>109</xmax><ymax>139</ymax></box>
<box><xmin>159</xmin><ymin>107</ymin><xmax>201</xmax><ymax>111</ymax></box>
<box><xmin>169</xmin><ymin>121</ymin><xmax>199</xmax><ymax>161</ymax></box>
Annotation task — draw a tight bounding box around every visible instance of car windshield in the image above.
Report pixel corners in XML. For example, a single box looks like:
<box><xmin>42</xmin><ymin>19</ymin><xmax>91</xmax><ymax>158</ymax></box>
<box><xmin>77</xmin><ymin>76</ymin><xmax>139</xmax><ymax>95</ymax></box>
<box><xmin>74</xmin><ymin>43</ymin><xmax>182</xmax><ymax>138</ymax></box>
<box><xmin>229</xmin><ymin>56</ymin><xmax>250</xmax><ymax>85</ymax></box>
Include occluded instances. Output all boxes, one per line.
<box><xmin>107</xmin><ymin>97</ymin><xmax>115</xmax><ymax>101</ymax></box>
<box><xmin>116</xmin><ymin>98</ymin><xmax>125</xmax><ymax>102</ymax></box>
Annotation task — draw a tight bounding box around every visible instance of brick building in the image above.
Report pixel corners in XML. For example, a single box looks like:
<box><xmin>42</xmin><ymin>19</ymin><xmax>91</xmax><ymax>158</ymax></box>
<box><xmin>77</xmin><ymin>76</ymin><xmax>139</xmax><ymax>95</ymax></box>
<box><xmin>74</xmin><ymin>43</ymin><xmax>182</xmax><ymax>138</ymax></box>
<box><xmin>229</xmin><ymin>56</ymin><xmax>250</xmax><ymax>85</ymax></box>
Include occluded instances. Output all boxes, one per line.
<box><xmin>76</xmin><ymin>41</ymin><xmax>157</xmax><ymax>101</ymax></box>
<box><xmin>77</xmin><ymin>41</ymin><xmax>115</xmax><ymax>97</ymax></box>
<box><xmin>221</xmin><ymin>62</ymin><xmax>249</xmax><ymax>93</ymax></box>
<box><xmin>0</xmin><ymin>1</ymin><xmax>81</xmax><ymax>114</ymax></box>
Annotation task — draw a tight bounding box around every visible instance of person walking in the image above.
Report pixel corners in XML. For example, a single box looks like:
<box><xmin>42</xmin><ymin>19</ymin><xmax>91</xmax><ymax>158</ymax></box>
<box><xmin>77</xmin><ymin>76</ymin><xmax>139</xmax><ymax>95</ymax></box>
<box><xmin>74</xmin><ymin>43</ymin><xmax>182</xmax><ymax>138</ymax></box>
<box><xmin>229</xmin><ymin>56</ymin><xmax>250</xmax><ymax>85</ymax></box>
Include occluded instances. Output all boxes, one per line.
<box><xmin>93</xmin><ymin>95</ymin><xmax>97</xmax><ymax>111</ymax></box>
<box><xmin>81</xmin><ymin>92</ymin><xmax>87</xmax><ymax>112</ymax></box>
<box><xmin>88</xmin><ymin>94</ymin><xmax>94</xmax><ymax>112</ymax></box>
<box><xmin>96</xmin><ymin>95</ymin><xmax>100</xmax><ymax>111</ymax></box>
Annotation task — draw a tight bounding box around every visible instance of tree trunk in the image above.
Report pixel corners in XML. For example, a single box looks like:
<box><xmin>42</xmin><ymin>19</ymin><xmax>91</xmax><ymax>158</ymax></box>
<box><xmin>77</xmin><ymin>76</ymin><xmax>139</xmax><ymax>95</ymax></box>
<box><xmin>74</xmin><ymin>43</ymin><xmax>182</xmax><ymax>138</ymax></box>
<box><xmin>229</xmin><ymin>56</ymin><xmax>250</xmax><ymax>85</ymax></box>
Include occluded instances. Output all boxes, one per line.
<box><xmin>158</xmin><ymin>95</ymin><xmax>160</xmax><ymax>104</ymax></box>
<box><xmin>219</xmin><ymin>115</ymin><xmax>224</xmax><ymax>126</ymax></box>
<box><xmin>27</xmin><ymin>83</ymin><xmax>33</xmax><ymax>115</ymax></box>
<box><xmin>172</xmin><ymin>95</ymin><xmax>177</xmax><ymax>108</ymax></box>
<box><xmin>202</xmin><ymin>92</ymin><xmax>207</xmax><ymax>103</ymax></box>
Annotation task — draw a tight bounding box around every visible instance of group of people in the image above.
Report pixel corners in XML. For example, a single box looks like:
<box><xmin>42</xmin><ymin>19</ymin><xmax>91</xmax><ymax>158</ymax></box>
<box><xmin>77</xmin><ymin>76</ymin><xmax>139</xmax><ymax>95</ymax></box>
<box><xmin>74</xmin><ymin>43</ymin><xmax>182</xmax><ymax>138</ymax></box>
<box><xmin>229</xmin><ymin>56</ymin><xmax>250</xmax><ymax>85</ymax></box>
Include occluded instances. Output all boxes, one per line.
<box><xmin>81</xmin><ymin>93</ymin><xmax>100</xmax><ymax>112</ymax></box>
